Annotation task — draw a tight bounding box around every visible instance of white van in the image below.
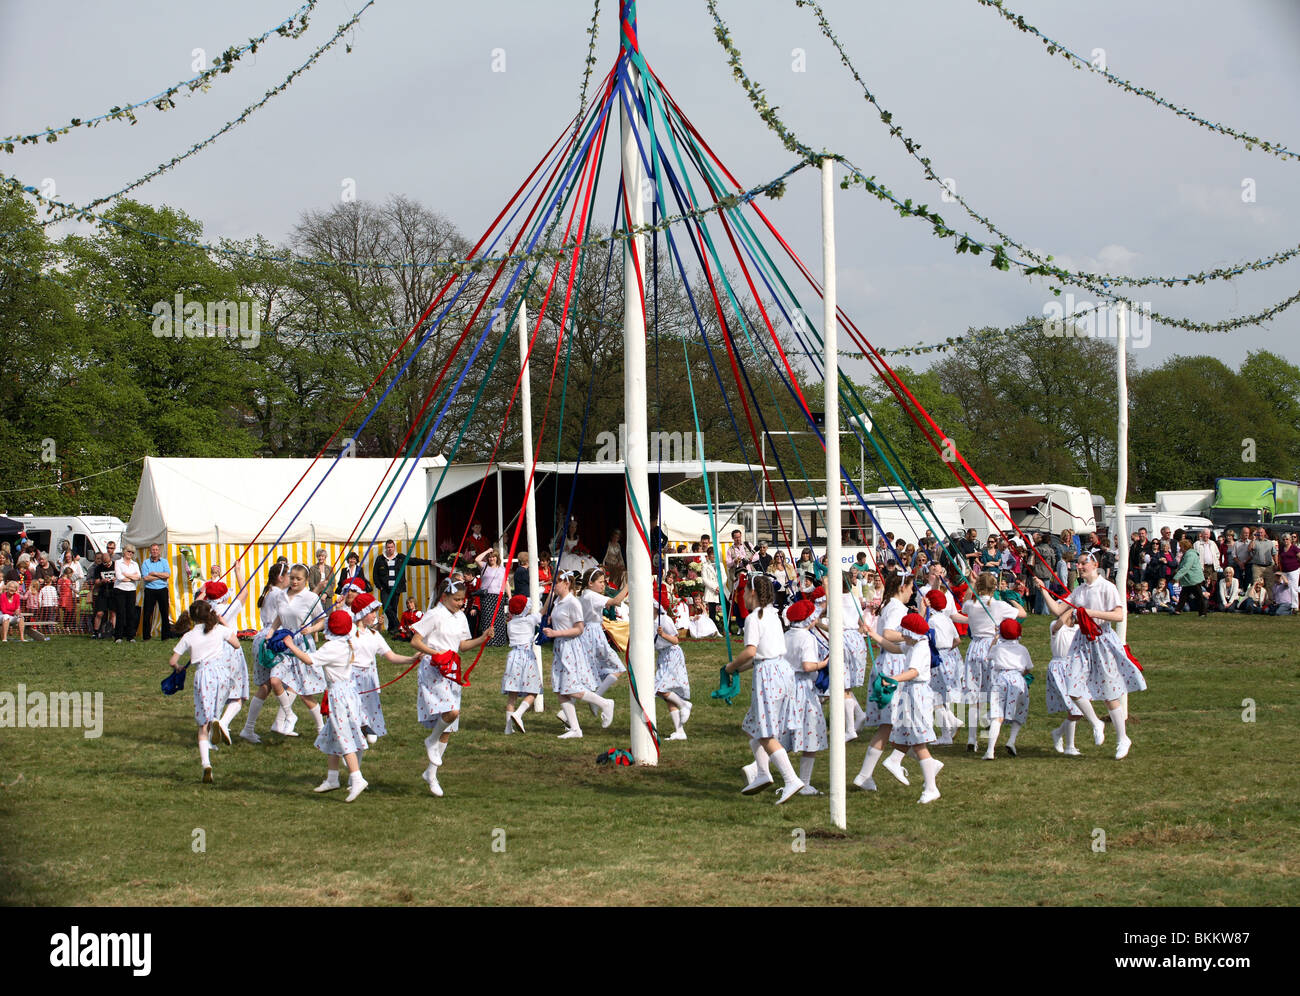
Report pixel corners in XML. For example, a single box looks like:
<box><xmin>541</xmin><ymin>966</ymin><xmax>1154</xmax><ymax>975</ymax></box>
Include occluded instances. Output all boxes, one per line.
<box><xmin>11</xmin><ymin>515</ymin><xmax>125</xmax><ymax>562</ymax></box>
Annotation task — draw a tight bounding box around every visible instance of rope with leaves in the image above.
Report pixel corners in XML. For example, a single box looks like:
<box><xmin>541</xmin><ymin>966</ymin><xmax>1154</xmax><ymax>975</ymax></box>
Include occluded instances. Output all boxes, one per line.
<box><xmin>1</xmin><ymin>2</ymin><xmax>318</xmax><ymax>152</ymax></box>
<box><xmin>2</xmin><ymin>156</ymin><xmax>809</xmax><ymax>276</ymax></box>
<box><xmin>706</xmin><ymin>0</ymin><xmax>1300</xmax><ymax>334</ymax></box>
<box><xmin>32</xmin><ymin>2</ymin><xmax>373</xmax><ymax>229</ymax></box>
<box><xmin>793</xmin><ymin>0</ymin><xmax>1300</xmax><ymax>293</ymax></box>
<box><xmin>973</xmin><ymin>0</ymin><xmax>1299</xmax><ymax>161</ymax></box>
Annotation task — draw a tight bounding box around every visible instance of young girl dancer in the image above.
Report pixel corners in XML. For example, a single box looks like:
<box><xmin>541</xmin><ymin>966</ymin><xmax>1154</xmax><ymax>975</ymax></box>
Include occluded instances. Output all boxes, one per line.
<box><xmin>783</xmin><ymin>599</ymin><xmax>828</xmax><ymax>795</ymax></box>
<box><xmin>240</xmin><ymin>562</ymin><xmax>289</xmax><ymax>743</ymax></box>
<box><xmin>855</xmin><ymin>570</ymin><xmax>915</xmax><ymax>786</ymax></box>
<box><xmin>204</xmin><ymin>565</ymin><xmax>249</xmax><ymax>748</ymax></box>
<box><xmin>725</xmin><ymin>574</ymin><xmax>804</xmax><ymax>804</ymax></box>
<box><xmin>281</xmin><ymin>609</ymin><xmax>369</xmax><ymax>801</ymax></box>
<box><xmin>1044</xmin><ymin>608</ymin><xmax>1092</xmax><ymax>756</ymax></box>
<box><xmin>983</xmin><ymin>618</ymin><xmax>1033</xmax><ymax>759</ymax></box>
<box><xmin>544</xmin><ymin>571</ymin><xmax>615</xmax><ymax>738</ymax></box>
<box><xmin>1037</xmin><ymin>551</ymin><xmax>1144</xmax><ymax>759</ymax></box>
<box><xmin>579</xmin><ymin>567</ymin><xmax>629</xmax><ymax>707</ymax></box>
<box><xmin>861</xmin><ymin>612</ymin><xmax>943</xmax><ymax>803</ymax></box>
<box><xmin>502</xmin><ymin>594</ymin><xmax>543</xmax><ymax>734</ymax></box>
<box><xmin>952</xmin><ymin>571</ymin><xmax>1025</xmax><ymax>753</ymax></box>
<box><xmin>411</xmin><ymin>579</ymin><xmax>489</xmax><ymax>797</ymax></box>
<box><xmin>265</xmin><ymin>564</ymin><xmax>328</xmax><ymax>737</ymax></box>
<box><xmin>924</xmin><ymin>589</ymin><xmax>965</xmax><ymax>745</ymax></box>
<box><xmin>350</xmin><ymin>593</ymin><xmax>418</xmax><ymax>747</ymax></box>
<box><xmin>817</xmin><ymin>575</ymin><xmax>869</xmax><ymax>742</ymax></box>
<box><xmin>655</xmin><ymin>593</ymin><xmax>692</xmax><ymax>741</ymax></box>
<box><xmin>168</xmin><ymin>602</ymin><xmax>243</xmax><ymax>783</ymax></box>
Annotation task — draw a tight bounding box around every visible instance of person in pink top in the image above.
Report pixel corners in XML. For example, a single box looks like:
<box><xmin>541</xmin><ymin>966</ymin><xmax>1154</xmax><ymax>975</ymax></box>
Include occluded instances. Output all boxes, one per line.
<box><xmin>1</xmin><ymin>580</ymin><xmax>27</xmax><ymax>641</ymax></box>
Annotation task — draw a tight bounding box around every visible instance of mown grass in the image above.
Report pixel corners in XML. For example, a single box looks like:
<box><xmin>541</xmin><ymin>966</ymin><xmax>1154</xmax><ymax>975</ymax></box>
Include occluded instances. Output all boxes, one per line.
<box><xmin>0</xmin><ymin>614</ymin><xmax>1296</xmax><ymax>906</ymax></box>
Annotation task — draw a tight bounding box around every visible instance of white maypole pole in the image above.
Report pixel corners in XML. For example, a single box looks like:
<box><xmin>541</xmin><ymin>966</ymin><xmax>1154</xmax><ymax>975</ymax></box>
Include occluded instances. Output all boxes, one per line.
<box><xmin>821</xmin><ymin>157</ymin><xmax>846</xmax><ymax>829</ymax></box>
<box><xmin>620</xmin><ymin>1</ymin><xmax>657</xmax><ymax>764</ymax></box>
<box><xmin>518</xmin><ymin>300</ymin><xmax>544</xmax><ymax>711</ymax></box>
<box><xmin>1115</xmin><ymin>302</ymin><xmax>1129</xmax><ymax>646</ymax></box>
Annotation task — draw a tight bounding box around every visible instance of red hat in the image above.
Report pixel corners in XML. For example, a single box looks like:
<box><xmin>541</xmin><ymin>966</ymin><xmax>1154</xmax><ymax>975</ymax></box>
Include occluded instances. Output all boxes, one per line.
<box><xmin>203</xmin><ymin>580</ymin><xmax>228</xmax><ymax>601</ymax></box>
<box><xmin>999</xmin><ymin>618</ymin><xmax>1022</xmax><ymax>640</ymax></box>
<box><xmin>900</xmin><ymin>612</ymin><xmax>929</xmax><ymax>636</ymax></box>
<box><xmin>924</xmin><ymin>589</ymin><xmax>948</xmax><ymax>611</ymax></box>
<box><xmin>785</xmin><ymin>599</ymin><xmax>815</xmax><ymax>624</ymax></box>
<box><xmin>326</xmin><ymin>609</ymin><xmax>354</xmax><ymax>638</ymax></box>
<box><xmin>343</xmin><ymin>578</ymin><xmax>366</xmax><ymax>593</ymax></box>
<box><xmin>811</xmin><ymin>585</ymin><xmax>826</xmax><ymax>600</ymax></box>
<box><xmin>508</xmin><ymin>594</ymin><xmax>529</xmax><ymax>615</ymax></box>
<box><xmin>351</xmin><ymin>593</ymin><xmax>378</xmax><ymax>618</ymax></box>
<box><xmin>952</xmin><ymin>582</ymin><xmax>969</xmax><ymax>601</ymax></box>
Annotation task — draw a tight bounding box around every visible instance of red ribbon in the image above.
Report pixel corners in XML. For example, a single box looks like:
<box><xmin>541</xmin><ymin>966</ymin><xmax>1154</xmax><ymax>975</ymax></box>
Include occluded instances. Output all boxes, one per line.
<box><xmin>431</xmin><ymin>650</ymin><xmax>468</xmax><ymax>687</ymax></box>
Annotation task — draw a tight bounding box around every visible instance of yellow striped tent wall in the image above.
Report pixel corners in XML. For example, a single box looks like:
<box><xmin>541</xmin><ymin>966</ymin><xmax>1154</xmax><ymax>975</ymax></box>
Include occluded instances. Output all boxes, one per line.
<box><xmin>137</xmin><ymin>540</ymin><xmax>435</xmax><ymax>636</ymax></box>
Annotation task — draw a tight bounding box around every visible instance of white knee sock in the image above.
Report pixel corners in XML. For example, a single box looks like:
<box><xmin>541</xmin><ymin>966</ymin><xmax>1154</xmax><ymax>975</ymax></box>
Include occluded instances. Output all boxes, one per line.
<box><xmin>322</xmin><ymin>769</ymin><xmax>340</xmax><ymax>787</ymax></box>
<box><xmin>1073</xmin><ymin>696</ymin><xmax>1101</xmax><ymax>726</ymax></box>
<box><xmin>842</xmin><ymin>696</ymin><xmax>855</xmax><ymax>731</ymax></box>
<box><xmin>798</xmin><ymin>753</ymin><xmax>816</xmax><ymax>784</ymax></box>
<box><xmin>595</xmin><ymin>674</ymin><xmax>617</xmax><ymax>697</ymax></box>
<box><xmin>967</xmin><ymin>705</ymin><xmax>980</xmax><ymax>743</ymax></box>
<box><xmin>220</xmin><ymin>700</ymin><xmax>242</xmax><ymax>728</ymax></box>
<box><xmin>430</xmin><ymin>715</ymin><xmax>450</xmax><ymax>739</ymax></box>
<box><xmin>851</xmin><ymin>698</ymin><xmax>865</xmax><ymax>728</ymax></box>
<box><xmin>1006</xmin><ymin>721</ymin><xmax>1021</xmax><ymax>747</ymax></box>
<box><xmin>199</xmin><ymin>737</ymin><xmax>211</xmax><ymax>767</ymax></box>
<box><xmin>859</xmin><ymin>745</ymin><xmax>883</xmax><ymax>779</ymax></box>
<box><xmin>1119</xmin><ymin>691</ymin><xmax>1129</xmax><ymax>722</ymax></box>
<box><xmin>243</xmin><ymin>696</ymin><xmax>265</xmax><ymax>732</ymax></box>
<box><xmin>749</xmin><ymin>737</ymin><xmax>771</xmax><ymax>777</ymax></box>
<box><xmin>309</xmin><ymin>704</ymin><xmax>324</xmax><ymax>732</ymax></box>
<box><xmin>561</xmin><ymin>701</ymin><xmax>580</xmax><ymax>732</ymax></box>
<box><xmin>985</xmin><ymin>718</ymin><xmax>1002</xmax><ymax>752</ymax></box>
<box><xmin>1064</xmin><ymin>719</ymin><xmax>1077</xmax><ymax>750</ymax></box>
<box><xmin>276</xmin><ymin>691</ymin><xmax>294</xmax><ymax>723</ymax></box>
<box><xmin>1108</xmin><ymin>705</ymin><xmax>1127</xmax><ymax>742</ymax></box>
<box><xmin>768</xmin><ymin>747</ymin><xmax>799</xmax><ymax>786</ymax></box>
<box><xmin>919</xmin><ymin>756</ymin><xmax>940</xmax><ymax>792</ymax></box>
<box><xmin>577</xmin><ymin>690</ymin><xmax>612</xmax><ymax>712</ymax></box>
<box><xmin>663</xmin><ymin>691</ymin><xmax>686</xmax><ymax>710</ymax></box>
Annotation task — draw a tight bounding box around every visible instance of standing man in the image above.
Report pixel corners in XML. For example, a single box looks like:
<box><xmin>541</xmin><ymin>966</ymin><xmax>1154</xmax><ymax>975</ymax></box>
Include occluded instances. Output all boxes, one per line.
<box><xmin>725</xmin><ymin>528</ymin><xmax>752</xmax><ymax>592</ymax></box>
<box><xmin>1249</xmin><ymin>527</ymin><xmax>1278</xmax><ymax>587</ymax></box>
<box><xmin>372</xmin><ymin>540</ymin><xmax>434</xmax><ymax>632</ymax></box>
<box><xmin>139</xmin><ymin>543</ymin><xmax>172</xmax><ymax>640</ymax></box>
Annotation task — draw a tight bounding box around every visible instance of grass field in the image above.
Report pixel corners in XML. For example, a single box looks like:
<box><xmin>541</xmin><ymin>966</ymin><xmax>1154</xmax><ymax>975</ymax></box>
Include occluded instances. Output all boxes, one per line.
<box><xmin>1</xmin><ymin>614</ymin><xmax>1297</xmax><ymax>906</ymax></box>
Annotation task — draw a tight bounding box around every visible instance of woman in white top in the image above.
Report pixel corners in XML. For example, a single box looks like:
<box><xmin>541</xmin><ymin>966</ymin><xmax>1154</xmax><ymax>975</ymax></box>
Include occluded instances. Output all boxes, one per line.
<box><xmin>265</xmin><ymin>564</ymin><xmax>328</xmax><ymax>737</ymax></box>
<box><xmin>544</xmin><ymin>571</ymin><xmax>616</xmax><ymax>739</ymax></box>
<box><xmin>282</xmin><ymin>609</ymin><xmax>371</xmax><ymax>802</ymax></box>
<box><xmin>169</xmin><ymin>601</ymin><xmax>242</xmax><ymax>784</ymax></box>
<box><xmin>411</xmin><ymin>579</ymin><xmax>490</xmax><ymax>797</ymax></box>
<box><xmin>862</xmin><ymin>612</ymin><xmax>943</xmax><ymax>803</ymax></box>
<box><xmin>474</xmin><ymin>547</ymin><xmax>510</xmax><ymax>647</ymax></box>
<box><xmin>240</xmin><ymin>563</ymin><xmax>290</xmax><ymax>743</ymax></box>
<box><xmin>112</xmin><ymin>546</ymin><xmax>143</xmax><ymax>642</ymax></box>
<box><xmin>1044</xmin><ymin>608</ymin><xmax>1097</xmax><ymax>756</ymax></box>
<box><xmin>855</xmin><ymin>571</ymin><xmax>921</xmax><ymax>792</ymax></box>
<box><xmin>922</xmin><ymin>589</ymin><xmax>964</xmax><ymax>745</ymax></box>
<box><xmin>725</xmin><ymin>575</ymin><xmax>804</xmax><ymax>804</ymax></box>
<box><xmin>1038</xmin><ymin>552</ymin><xmax>1145</xmax><ymax>760</ymax></box>
<box><xmin>702</xmin><ymin>548</ymin><xmax>722</xmax><ymax>629</ymax></box>
<box><xmin>350</xmin><ymin>593</ymin><xmax>419</xmax><ymax>746</ymax></box>
<box><xmin>950</xmin><ymin>571</ymin><xmax>1024</xmax><ymax>753</ymax></box>
<box><xmin>655</xmin><ymin>598</ymin><xmax>692</xmax><ymax>740</ymax></box>
<box><xmin>578</xmin><ymin>568</ymin><xmax>629</xmax><ymax>699</ymax></box>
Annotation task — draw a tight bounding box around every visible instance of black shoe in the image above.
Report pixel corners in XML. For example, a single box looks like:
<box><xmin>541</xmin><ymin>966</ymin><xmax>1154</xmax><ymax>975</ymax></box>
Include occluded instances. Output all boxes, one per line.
<box><xmin>966</xmin><ymin>743</ymin><xmax>975</xmax><ymax>753</ymax></box>
<box><xmin>1006</xmin><ymin>744</ymin><xmax>1018</xmax><ymax>757</ymax></box>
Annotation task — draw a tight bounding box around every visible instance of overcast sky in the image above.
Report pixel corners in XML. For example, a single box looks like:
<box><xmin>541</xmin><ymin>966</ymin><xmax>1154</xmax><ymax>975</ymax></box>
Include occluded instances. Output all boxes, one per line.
<box><xmin>3</xmin><ymin>0</ymin><xmax>1298</xmax><ymax>381</ymax></box>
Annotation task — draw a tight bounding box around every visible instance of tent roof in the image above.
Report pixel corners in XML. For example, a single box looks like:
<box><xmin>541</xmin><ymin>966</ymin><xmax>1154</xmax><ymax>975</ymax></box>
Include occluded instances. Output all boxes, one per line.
<box><xmin>124</xmin><ymin>456</ymin><xmax>446</xmax><ymax>548</ymax></box>
<box><xmin>425</xmin><ymin>460</ymin><xmax>767</xmax><ymax>500</ymax></box>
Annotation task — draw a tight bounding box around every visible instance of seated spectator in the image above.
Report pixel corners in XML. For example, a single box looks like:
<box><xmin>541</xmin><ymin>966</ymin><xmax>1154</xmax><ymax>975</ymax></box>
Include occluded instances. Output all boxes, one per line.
<box><xmin>1239</xmin><ymin>578</ymin><xmax>1269</xmax><ymax>614</ymax></box>
<box><xmin>1268</xmin><ymin>579</ymin><xmax>1293</xmax><ymax>616</ymax></box>
<box><xmin>1216</xmin><ymin>567</ymin><xmax>1243</xmax><ymax>612</ymax></box>
<box><xmin>397</xmin><ymin>596</ymin><xmax>423</xmax><ymax>641</ymax></box>
<box><xmin>1128</xmin><ymin>582</ymin><xmax>1151</xmax><ymax>614</ymax></box>
<box><xmin>1151</xmin><ymin>578</ymin><xmax>1174</xmax><ymax>613</ymax></box>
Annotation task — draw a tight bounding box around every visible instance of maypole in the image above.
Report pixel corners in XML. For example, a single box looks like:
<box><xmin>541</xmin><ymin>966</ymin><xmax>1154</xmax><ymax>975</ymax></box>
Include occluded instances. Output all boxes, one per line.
<box><xmin>821</xmin><ymin>157</ymin><xmax>846</xmax><ymax>829</ymax></box>
<box><xmin>518</xmin><ymin>300</ymin><xmax>545</xmax><ymax>712</ymax></box>
<box><xmin>1115</xmin><ymin>302</ymin><xmax>1129</xmax><ymax>646</ymax></box>
<box><xmin>620</xmin><ymin>0</ymin><xmax>657</xmax><ymax>764</ymax></box>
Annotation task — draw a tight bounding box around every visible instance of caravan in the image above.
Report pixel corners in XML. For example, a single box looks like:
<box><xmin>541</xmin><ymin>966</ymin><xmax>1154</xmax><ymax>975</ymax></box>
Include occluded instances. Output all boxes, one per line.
<box><xmin>877</xmin><ymin>483</ymin><xmax>1097</xmax><ymax>541</ymax></box>
<box><xmin>4</xmin><ymin>515</ymin><xmax>125</xmax><ymax>564</ymax></box>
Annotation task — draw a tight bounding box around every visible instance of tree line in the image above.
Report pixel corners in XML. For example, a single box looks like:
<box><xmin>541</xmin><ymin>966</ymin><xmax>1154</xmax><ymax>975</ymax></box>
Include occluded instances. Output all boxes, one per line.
<box><xmin>2</xmin><ymin>188</ymin><xmax>1297</xmax><ymax>519</ymax></box>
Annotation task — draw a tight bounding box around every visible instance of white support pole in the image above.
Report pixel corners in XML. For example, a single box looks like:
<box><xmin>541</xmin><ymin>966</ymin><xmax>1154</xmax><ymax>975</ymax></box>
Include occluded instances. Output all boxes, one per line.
<box><xmin>518</xmin><ymin>301</ymin><xmax>544</xmax><ymax>709</ymax></box>
<box><xmin>621</xmin><ymin>17</ymin><xmax>657</xmax><ymax>765</ymax></box>
<box><xmin>496</xmin><ymin>467</ymin><xmax>505</xmax><ymax>562</ymax></box>
<box><xmin>821</xmin><ymin>158</ymin><xmax>846</xmax><ymax>830</ymax></box>
<box><xmin>1115</xmin><ymin>302</ymin><xmax>1129</xmax><ymax>645</ymax></box>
